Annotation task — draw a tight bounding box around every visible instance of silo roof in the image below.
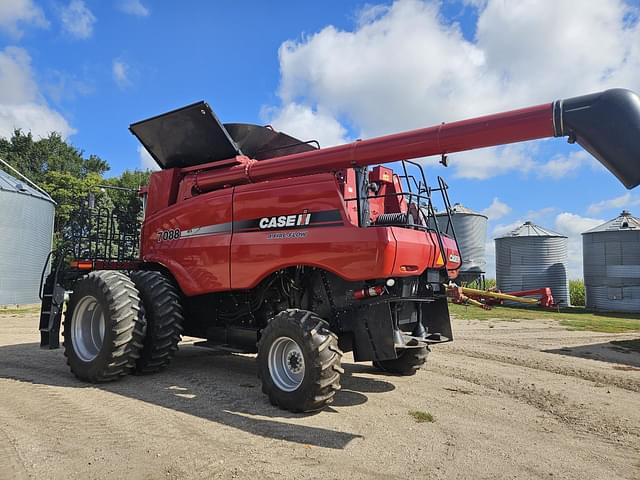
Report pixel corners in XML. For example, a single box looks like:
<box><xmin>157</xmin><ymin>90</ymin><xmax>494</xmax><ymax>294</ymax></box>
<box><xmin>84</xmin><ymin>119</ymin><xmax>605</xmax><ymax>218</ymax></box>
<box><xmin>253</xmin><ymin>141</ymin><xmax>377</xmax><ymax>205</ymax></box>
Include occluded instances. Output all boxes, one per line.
<box><xmin>584</xmin><ymin>210</ymin><xmax>640</xmax><ymax>233</ymax></box>
<box><xmin>0</xmin><ymin>168</ymin><xmax>55</xmax><ymax>205</ymax></box>
<box><xmin>496</xmin><ymin>221</ymin><xmax>566</xmax><ymax>239</ymax></box>
<box><xmin>436</xmin><ymin>203</ymin><xmax>488</xmax><ymax>218</ymax></box>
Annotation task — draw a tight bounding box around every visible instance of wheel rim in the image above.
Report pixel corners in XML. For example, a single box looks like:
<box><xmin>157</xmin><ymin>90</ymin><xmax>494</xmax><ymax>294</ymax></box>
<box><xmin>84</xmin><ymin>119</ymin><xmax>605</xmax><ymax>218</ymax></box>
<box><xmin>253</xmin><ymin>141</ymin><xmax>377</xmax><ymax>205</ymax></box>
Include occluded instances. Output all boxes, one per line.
<box><xmin>267</xmin><ymin>336</ymin><xmax>305</xmax><ymax>392</ymax></box>
<box><xmin>71</xmin><ymin>295</ymin><xmax>105</xmax><ymax>362</ymax></box>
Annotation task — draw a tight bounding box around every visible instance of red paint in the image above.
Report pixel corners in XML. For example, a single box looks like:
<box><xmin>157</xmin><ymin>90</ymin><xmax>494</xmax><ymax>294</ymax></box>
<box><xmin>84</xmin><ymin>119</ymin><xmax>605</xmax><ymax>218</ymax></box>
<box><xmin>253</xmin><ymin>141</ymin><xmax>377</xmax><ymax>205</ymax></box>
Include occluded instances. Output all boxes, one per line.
<box><xmin>139</xmin><ymin>172</ymin><xmax>461</xmax><ymax>296</ymax></box>
<box><xmin>142</xmin><ymin>188</ymin><xmax>233</xmax><ymax>295</ymax></box>
<box><xmin>353</xmin><ymin>285</ymin><xmax>385</xmax><ymax>300</ymax></box>
<box><xmin>189</xmin><ymin>103</ymin><xmax>553</xmax><ymax>192</ymax></box>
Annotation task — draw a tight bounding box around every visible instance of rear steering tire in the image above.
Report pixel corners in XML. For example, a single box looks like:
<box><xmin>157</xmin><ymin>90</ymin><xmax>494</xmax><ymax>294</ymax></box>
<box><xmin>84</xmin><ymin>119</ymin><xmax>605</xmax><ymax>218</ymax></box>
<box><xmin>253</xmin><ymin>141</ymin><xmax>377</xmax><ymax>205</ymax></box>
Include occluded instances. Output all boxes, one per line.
<box><xmin>63</xmin><ymin>271</ymin><xmax>145</xmax><ymax>382</ymax></box>
<box><xmin>257</xmin><ymin>309</ymin><xmax>343</xmax><ymax>412</ymax></box>
<box><xmin>373</xmin><ymin>346</ymin><xmax>429</xmax><ymax>376</ymax></box>
<box><xmin>129</xmin><ymin>270</ymin><xmax>184</xmax><ymax>374</ymax></box>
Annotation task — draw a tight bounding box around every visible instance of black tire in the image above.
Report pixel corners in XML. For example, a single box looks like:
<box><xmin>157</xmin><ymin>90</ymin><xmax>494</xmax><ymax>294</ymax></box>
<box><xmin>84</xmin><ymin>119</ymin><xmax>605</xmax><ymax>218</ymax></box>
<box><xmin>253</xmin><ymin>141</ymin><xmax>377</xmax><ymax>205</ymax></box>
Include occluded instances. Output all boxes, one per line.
<box><xmin>257</xmin><ymin>309</ymin><xmax>343</xmax><ymax>413</ymax></box>
<box><xmin>63</xmin><ymin>270</ymin><xmax>145</xmax><ymax>382</ymax></box>
<box><xmin>129</xmin><ymin>270</ymin><xmax>184</xmax><ymax>374</ymax></box>
<box><xmin>373</xmin><ymin>346</ymin><xmax>429</xmax><ymax>376</ymax></box>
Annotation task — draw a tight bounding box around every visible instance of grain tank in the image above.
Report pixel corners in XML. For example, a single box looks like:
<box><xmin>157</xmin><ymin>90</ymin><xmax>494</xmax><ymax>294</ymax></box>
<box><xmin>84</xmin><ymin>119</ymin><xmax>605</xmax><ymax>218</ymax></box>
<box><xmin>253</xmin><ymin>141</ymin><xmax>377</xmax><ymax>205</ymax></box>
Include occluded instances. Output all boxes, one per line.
<box><xmin>495</xmin><ymin>221</ymin><xmax>570</xmax><ymax>306</ymax></box>
<box><xmin>582</xmin><ymin>210</ymin><xmax>640</xmax><ymax>313</ymax></box>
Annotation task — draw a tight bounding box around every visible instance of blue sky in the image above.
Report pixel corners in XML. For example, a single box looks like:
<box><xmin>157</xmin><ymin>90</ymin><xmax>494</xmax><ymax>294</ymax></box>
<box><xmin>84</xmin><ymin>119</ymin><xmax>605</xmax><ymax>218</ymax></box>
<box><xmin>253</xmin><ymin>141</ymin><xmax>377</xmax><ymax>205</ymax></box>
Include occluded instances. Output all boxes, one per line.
<box><xmin>1</xmin><ymin>0</ymin><xmax>639</xmax><ymax>277</ymax></box>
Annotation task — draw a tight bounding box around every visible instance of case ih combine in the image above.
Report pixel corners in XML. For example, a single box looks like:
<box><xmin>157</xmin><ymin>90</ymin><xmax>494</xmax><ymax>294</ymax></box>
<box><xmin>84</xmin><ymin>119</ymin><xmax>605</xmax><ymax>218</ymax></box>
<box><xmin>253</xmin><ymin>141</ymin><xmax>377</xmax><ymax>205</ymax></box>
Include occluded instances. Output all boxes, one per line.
<box><xmin>39</xmin><ymin>88</ymin><xmax>640</xmax><ymax>412</ymax></box>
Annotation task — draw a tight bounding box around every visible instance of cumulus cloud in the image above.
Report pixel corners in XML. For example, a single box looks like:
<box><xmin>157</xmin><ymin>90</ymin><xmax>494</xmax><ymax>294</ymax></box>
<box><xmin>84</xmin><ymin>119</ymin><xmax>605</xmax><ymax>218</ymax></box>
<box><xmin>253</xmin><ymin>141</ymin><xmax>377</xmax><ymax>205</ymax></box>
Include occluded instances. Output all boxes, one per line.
<box><xmin>0</xmin><ymin>0</ymin><xmax>48</xmax><ymax>37</ymax></box>
<box><xmin>537</xmin><ymin>151</ymin><xmax>597</xmax><ymax>179</ymax></box>
<box><xmin>587</xmin><ymin>192</ymin><xmax>640</xmax><ymax>215</ymax></box>
<box><xmin>112</xmin><ymin>59</ymin><xmax>130</xmax><ymax>88</ymax></box>
<box><xmin>554</xmin><ymin>212</ymin><xmax>605</xmax><ymax>278</ymax></box>
<box><xmin>451</xmin><ymin>143</ymin><xmax>536</xmax><ymax>179</ymax></box>
<box><xmin>481</xmin><ymin>197</ymin><xmax>511</xmax><ymax>220</ymax></box>
<box><xmin>264</xmin><ymin>102</ymin><xmax>348</xmax><ymax>147</ymax></box>
<box><xmin>0</xmin><ymin>46</ymin><xmax>74</xmax><ymax>139</ymax></box>
<box><xmin>60</xmin><ymin>0</ymin><xmax>95</xmax><ymax>39</ymax></box>
<box><xmin>490</xmin><ymin>219</ymin><xmax>525</xmax><ymax>239</ymax></box>
<box><xmin>116</xmin><ymin>0</ymin><xmax>150</xmax><ymax>17</ymax></box>
<box><xmin>138</xmin><ymin>145</ymin><xmax>158</xmax><ymax>171</ymax></box>
<box><xmin>266</xmin><ymin>0</ymin><xmax>640</xmax><ymax>179</ymax></box>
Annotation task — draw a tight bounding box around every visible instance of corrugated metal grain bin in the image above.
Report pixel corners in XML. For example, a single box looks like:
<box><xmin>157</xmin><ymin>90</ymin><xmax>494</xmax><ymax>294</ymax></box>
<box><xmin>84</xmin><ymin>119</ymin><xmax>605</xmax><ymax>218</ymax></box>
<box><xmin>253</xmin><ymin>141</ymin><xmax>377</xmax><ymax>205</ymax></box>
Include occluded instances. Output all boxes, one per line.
<box><xmin>0</xmin><ymin>168</ymin><xmax>55</xmax><ymax>305</ymax></box>
<box><xmin>495</xmin><ymin>221</ymin><xmax>570</xmax><ymax>306</ymax></box>
<box><xmin>435</xmin><ymin>204</ymin><xmax>487</xmax><ymax>283</ymax></box>
<box><xmin>582</xmin><ymin>210</ymin><xmax>640</xmax><ymax>313</ymax></box>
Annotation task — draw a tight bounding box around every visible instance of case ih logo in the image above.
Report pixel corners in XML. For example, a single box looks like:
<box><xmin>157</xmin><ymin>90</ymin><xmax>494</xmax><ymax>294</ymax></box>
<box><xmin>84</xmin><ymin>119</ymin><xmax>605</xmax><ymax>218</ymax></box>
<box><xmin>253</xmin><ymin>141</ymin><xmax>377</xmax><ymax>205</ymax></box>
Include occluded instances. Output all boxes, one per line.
<box><xmin>259</xmin><ymin>210</ymin><xmax>312</xmax><ymax>230</ymax></box>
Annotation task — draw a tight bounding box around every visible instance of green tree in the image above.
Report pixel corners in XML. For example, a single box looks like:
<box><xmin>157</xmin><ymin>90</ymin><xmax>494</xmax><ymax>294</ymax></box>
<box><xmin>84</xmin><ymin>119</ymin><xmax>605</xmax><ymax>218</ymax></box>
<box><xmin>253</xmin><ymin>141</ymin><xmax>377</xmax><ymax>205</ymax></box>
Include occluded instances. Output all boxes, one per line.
<box><xmin>0</xmin><ymin>130</ymin><xmax>109</xmax><ymax>183</ymax></box>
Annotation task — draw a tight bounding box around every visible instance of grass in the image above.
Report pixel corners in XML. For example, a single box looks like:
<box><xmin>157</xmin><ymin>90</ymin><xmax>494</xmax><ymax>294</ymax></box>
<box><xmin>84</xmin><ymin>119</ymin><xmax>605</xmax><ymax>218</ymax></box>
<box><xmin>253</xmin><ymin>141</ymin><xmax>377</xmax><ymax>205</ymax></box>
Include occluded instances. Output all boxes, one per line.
<box><xmin>449</xmin><ymin>302</ymin><xmax>640</xmax><ymax>333</ymax></box>
<box><xmin>0</xmin><ymin>305</ymin><xmax>40</xmax><ymax>314</ymax></box>
<box><xmin>408</xmin><ymin>410</ymin><xmax>435</xmax><ymax>423</ymax></box>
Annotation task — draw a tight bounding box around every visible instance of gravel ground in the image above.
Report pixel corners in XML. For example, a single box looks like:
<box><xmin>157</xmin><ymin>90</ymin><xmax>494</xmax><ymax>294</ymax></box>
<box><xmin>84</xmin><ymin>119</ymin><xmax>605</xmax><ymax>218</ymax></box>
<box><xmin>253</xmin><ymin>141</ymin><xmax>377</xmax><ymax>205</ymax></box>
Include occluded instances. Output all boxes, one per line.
<box><xmin>0</xmin><ymin>312</ymin><xmax>638</xmax><ymax>480</ymax></box>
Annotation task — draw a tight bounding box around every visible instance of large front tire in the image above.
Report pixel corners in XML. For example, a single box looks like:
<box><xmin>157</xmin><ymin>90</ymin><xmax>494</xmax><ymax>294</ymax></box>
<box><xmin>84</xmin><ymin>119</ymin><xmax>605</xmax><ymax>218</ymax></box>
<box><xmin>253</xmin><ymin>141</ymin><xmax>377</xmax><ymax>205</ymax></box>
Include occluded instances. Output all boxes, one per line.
<box><xmin>373</xmin><ymin>346</ymin><xmax>429</xmax><ymax>376</ymax></box>
<box><xmin>129</xmin><ymin>271</ymin><xmax>184</xmax><ymax>374</ymax></box>
<box><xmin>63</xmin><ymin>271</ymin><xmax>145</xmax><ymax>382</ymax></box>
<box><xmin>257</xmin><ymin>309</ymin><xmax>343</xmax><ymax>412</ymax></box>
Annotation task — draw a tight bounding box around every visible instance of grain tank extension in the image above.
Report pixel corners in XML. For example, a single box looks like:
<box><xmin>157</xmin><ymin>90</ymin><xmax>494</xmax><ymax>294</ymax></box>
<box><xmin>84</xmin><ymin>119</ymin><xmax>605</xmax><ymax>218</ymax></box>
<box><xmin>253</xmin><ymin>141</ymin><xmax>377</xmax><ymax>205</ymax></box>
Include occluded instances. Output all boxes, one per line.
<box><xmin>39</xmin><ymin>88</ymin><xmax>640</xmax><ymax>412</ymax></box>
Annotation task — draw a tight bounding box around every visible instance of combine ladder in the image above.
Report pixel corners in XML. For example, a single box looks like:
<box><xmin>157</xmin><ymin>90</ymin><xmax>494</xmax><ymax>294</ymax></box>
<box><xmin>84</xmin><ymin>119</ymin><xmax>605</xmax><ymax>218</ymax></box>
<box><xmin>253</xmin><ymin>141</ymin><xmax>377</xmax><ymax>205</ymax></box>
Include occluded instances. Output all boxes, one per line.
<box><xmin>38</xmin><ymin>264</ymin><xmax>65</xmax><ymax>349</ymax></box>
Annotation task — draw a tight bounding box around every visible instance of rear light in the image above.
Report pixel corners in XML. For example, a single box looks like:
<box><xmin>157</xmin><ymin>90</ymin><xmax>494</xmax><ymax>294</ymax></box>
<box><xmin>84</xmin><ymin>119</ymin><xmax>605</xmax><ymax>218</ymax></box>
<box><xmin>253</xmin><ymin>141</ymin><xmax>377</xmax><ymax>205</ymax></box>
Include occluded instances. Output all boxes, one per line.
<box><xmin>69</xmin><ymin>260</ymin><xmax>93</xmax><ymax>270</ymax></box>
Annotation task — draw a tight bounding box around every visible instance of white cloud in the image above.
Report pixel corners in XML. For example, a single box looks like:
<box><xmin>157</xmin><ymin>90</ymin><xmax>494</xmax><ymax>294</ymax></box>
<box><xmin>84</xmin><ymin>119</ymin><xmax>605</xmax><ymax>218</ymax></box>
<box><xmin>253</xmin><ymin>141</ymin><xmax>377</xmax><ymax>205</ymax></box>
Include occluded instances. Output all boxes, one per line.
<box><xmin>0</xmin><ymin>0</ymin><xmax>47</xmax><ymax>37</ymax></box>
<box><xmin>554</xmin><ymin>212</ymin><xmax>605</xmax><ymax>278</ymax></box>
<box><xmin>481</xmin><ymin>197</ymin><xmax>511</xmax><ymax>220</ymax></box>
<box><xmin>0</xmin><ymin>46</ymin><xmax>74</xmax><ymax>139</ymax></box>
<box><xmin>554</xmin><ymin>212</ymin><xmax>604</xmax><ymax>238</ymax></box>
<box><xmin>451</xmin><ymin>143</ymin><xmax>536</xmax><ymax>179</ymax></box>
<box><xmin>116</xmin><ymin>0</ymin><xmax>150</xmax><ymax>17</ymax></box>
<box><xmin>60</xmin><ymin>0</ymin><xmax>95</xmax><ymax>39</ymax></box>
<box><xmin>138</xmin><ymin>145</ymin><xmax>158</xmax><ymax>171</ymax></box>
<box><xmin>491</xmin><ymin>219</ymin><xmax>524</xmax><ymax>239</ymax></box>
<box><xmin>264</xmin><ymin>102</ymin><xmax>348</xmax><ymax>148</ymax></box>
<box><xmin>266</xmin><ymin>0</ymin><xmax>640</xmax><ymax>179</ymax></box>
<box><xmin>112</xmin><ymin>60</ymin><xmax>130</xmax><ymax>88</ymax></box>
<box><xmin>523</xmin><ymin>206</ymin><xmax>557</xmax><ymax>222</ymax></box>
<box><xmin>587</xmin><ymin>192</ymin><xmax>640</xmax><ymax>215</ymax></box>
<box><xmin>537</xmin><ymin>151</ymin><xmax>596</xmax><ymax>179</ymax></box>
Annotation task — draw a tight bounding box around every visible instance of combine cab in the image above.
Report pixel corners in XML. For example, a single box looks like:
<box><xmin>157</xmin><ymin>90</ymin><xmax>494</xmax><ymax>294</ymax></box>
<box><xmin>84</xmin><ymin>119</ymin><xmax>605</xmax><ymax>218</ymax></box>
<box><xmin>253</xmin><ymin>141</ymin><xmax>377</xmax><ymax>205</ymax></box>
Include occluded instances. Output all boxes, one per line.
<box><xmin>39</xmin><ymin>89</ymin><xmax>640</xmax><ymax>412</ymax></box>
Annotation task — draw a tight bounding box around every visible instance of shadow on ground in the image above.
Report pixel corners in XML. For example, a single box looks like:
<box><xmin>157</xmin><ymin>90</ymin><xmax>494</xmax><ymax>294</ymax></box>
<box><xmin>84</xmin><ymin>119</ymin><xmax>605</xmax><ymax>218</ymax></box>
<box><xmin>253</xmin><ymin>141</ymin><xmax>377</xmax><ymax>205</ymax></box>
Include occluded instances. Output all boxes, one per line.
<box><xmin>0</xmin><ymin>342</ymin><xmax>398</xmax><ymax>449</ymax></box>
<box><xmin>545</xmin><ymin>339</ymin><xmax>640</xmax><ymax>368</ymax></box>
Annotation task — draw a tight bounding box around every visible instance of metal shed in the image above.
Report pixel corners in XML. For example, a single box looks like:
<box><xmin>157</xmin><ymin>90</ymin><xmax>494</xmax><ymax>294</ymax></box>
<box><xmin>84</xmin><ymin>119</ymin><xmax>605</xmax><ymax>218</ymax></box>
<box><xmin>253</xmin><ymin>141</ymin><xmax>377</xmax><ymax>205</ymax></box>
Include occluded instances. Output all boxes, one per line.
<box><xmin>495</xmin><ymin>221</ymin><xmax>570</xmax><ymax>306</ymax></box>
<box><xmin>435</xmin><ymin>204</ymin><xmax>487</xmax><ymax>284</ymax></box>
<box><xmin>0</xmin><ymin>168</ymin><xmax>55</xmax><ymax>305</ymax></box>
<box><xmin>582</xmin><ymin>210</ymin><xmax>640</xmax><ymax>313</ymax></box>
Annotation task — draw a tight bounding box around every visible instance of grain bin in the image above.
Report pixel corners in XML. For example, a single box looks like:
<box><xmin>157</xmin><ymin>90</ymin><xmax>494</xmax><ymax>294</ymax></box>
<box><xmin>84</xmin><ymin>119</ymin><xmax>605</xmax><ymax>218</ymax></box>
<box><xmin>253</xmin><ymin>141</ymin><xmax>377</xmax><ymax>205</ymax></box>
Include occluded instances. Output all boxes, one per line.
<box><xmin>582</xmin><ymin>210</ymin><xmax>640</xmax><ymax>313</ymax></box>
<box><xmin>0</xmin><ymin>168</ymin><xmax>55</xmax><ymax>305</ymax></box>
<box><xmin>435</xmin><ymin>204</ymin><xmax>487</xmax><ymax>283</ymax></box>
<box><xmin>495</xmin><ymin>221</ymin><xmax>570</xmax><ymax>306</ymax></box>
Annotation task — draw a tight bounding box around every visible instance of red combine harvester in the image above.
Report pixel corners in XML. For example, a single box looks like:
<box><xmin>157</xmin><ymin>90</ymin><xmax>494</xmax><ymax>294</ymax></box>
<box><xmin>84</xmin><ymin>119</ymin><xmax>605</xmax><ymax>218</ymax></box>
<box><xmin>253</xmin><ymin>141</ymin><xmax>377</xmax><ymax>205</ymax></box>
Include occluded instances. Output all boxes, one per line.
<box><xmin>39</xmin><ymin>89</ymin><xmax>640</xmax><ymax>412</ymax></box>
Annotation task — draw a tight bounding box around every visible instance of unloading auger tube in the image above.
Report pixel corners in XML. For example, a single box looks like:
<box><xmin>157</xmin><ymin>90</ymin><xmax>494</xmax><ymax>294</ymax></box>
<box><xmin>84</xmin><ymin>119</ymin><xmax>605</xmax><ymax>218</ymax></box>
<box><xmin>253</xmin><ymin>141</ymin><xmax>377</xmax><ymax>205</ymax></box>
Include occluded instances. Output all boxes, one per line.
<box><xmin>190</xmin><ymin>88</ymin><xmax>640</xmax><ymax>192</ymax></box>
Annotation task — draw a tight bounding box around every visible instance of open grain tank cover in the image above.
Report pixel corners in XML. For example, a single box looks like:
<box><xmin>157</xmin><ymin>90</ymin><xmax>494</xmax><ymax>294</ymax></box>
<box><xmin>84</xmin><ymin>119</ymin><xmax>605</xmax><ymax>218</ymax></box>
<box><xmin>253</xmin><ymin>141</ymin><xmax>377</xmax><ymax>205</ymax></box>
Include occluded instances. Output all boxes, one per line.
<box><xmin>130</xmin><ymin>101</ymin><xmax>242</xmax><ymax>169</ymax></box>
<box><xmin>130</xmin><ymin>102</ymin><xmax>317</xmax><ymax>169</ymax></box>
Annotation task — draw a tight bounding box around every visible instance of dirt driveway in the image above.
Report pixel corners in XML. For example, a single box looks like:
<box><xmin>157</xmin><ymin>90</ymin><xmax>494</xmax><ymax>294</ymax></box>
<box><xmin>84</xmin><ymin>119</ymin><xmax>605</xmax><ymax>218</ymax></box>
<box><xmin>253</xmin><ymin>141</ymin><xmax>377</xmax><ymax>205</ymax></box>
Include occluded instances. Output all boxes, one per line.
<box><xmin>0</xmin><ymin>312</ymin><xmax>638</xmax><ymax>480</ymax></box>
